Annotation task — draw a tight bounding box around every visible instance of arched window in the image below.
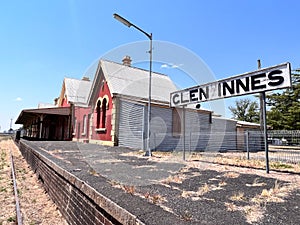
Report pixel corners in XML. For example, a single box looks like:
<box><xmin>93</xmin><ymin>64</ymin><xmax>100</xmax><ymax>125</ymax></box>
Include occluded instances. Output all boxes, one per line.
<box><xmin>96</xmin><ymin>100</ymin><xmax>101</xmax><ymax>129</ymax></box>
<box><xmin>101</xmin><ymin>98</ymin><xmax>107</xmax><ymax>128</ymax></box>
<box><xmin>82</xmin><ymin>115</ymin><xmax>87</xmax><ymax>135</ymax></box>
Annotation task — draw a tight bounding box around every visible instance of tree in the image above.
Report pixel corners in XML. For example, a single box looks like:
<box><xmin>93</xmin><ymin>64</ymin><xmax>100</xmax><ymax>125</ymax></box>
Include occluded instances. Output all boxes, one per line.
<box><xmin>229</xmin><ymin>98</ymin><xmax>259</xmax><ymax>123</ymax></box>
<box><xmin>266</xmin><ymin>70</ymin><xmax>300</xmax><ymax>130</ymax></box>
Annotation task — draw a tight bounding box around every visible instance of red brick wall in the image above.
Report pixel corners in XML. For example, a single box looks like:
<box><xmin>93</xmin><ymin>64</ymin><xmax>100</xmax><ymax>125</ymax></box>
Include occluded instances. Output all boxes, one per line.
<box><xmin>74</xmin><ymin>106</ymin><xmax>91</xmax><ymax>141</ymax></box>
<box><xmin>91</xmin><ymin>81</ymin><xmax>113</xmax><ymax>142</ymax></box>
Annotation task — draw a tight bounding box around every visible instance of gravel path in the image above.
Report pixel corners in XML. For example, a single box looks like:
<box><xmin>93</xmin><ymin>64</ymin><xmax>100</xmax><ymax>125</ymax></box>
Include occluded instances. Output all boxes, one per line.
<box><xmin>0</xmin><ymin>137</ymin><xmax>67</xmax><ymax>225</ymax></box>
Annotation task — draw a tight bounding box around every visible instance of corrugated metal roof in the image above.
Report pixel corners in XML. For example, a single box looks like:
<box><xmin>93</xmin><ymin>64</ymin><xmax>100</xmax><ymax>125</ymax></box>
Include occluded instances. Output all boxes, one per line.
<box><xmin>64</xmin><ymin>78</ymin><xmax>92</xmax><ymax>104</ymax></box>
<box><xmin>100</xmin><ymin>60</ymin><xmax>178</xmax><ymax>103</ymax></box>
<box><xmin>15</xmin><ymin>107</ymin><xmax>70</xmax><ymax>124</ymax></box>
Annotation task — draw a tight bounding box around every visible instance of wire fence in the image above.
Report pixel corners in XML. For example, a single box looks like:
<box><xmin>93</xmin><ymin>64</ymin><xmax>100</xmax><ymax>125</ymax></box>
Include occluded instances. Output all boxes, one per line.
<box><xmin>151</xmin><ymin>130</ymin><xmax>300</xmax><ymax>164</ymax></box>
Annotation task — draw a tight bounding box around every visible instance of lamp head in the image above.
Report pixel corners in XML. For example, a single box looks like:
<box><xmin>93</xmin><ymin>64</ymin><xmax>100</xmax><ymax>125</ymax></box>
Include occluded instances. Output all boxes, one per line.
<box><xmin>113</xmin><ymin>13</ymin><xmax>132</xmax><ymax>27</ymax></box>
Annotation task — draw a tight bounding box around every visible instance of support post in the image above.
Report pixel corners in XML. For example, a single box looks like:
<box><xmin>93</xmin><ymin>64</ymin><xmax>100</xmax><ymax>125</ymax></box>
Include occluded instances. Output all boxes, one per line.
<box><xmin>182</xmin><ymin>106</ymin><xmax>186</xmax><ymax>161</ymax></box>
<box><xmin>39</xmin><ymin>115</ymin><xmax>43</xmax><ymax>139</ymax></box>
<box><xmin>262</xmin><ymin>92</ymin><xmax>270</xmax><ymax>173</ymax></box>
<box><xmin>257</xmin><ymin>59</ymin><xmax>270</xmax><ymax>173</ymax></box>
<box><xmin>246</xmin><ymin>130</ymin><xmax>250</xmax><ymax>160</ymax></box>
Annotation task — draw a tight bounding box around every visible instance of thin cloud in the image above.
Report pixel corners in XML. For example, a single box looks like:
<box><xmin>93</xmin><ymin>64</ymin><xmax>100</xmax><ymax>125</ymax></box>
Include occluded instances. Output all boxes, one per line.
<box><xmin>160</xmin><ymin>63</ymin><xmax>183</xmax><ymax>69</ymax></box>
<box><xmin>161</xmin><ymin>64</ymin><xmax>169</xmax><ymax>68</ymax></box>
<box><xmin>15</xmin><ymin>97</ymin><xmax>22</xmax><ymax>101</ymax></box>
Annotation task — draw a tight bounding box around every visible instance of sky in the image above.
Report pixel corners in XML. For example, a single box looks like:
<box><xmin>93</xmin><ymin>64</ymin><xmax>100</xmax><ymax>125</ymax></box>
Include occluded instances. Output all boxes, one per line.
<box><xmin>1</xmin><ymin>0</ymin><xmax>300</xmax><ymax>131</ymax></box>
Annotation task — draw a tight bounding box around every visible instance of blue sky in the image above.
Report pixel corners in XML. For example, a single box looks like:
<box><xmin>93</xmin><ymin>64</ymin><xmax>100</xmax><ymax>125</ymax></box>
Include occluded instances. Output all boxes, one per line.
<box><xmin>1</xmin><ymin>0</ymin><xmax>299</xmax><ymax>131</ymax></box>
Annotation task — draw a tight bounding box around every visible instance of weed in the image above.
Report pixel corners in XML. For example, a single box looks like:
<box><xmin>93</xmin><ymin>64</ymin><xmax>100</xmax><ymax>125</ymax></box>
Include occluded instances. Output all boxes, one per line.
<box><xmin>230</xmin><ymin>192</ymin><xmax>245</xmax><ymax>201</ymax></box>
<box><xmin>182</xmin><ymin>183</ymin><xmax>213</xmax><ymax>200</ymax></box>
<box><xmin>143</xmin><ymin>192</ymin><xmax>150</xmax><ymax>199</ymax></box>
<box><xmin>123</xmin><ymin>185</ymin><xmax>135</xmax><ymax>195</ymax></box>
<box><xmin>224</xmin><ymin>202</ymin><xmax>237</xmax><ymax>211</ymax></box>
<box><xmin>163</xmin><ymin>174</ymin><xmax>186</xmax><ymax>184</ymax></box>
<box><xmin>223</xmin><ymin>171</ymin><xmax>240</xmax><ymax>178</ymax></box>
<box><xmin>180</xmin><ymin>210</ymin><xmax>193</xmax><ymax>221</ymax></box>
<box><xmin>271</xmin><ymin>162</ymin><xmax>294</xmax><ymax>170</ymax></box>
<box><xmin>246</xmin><ymin>178</ymin><xmax>266</xmax><ymax>187</ymax></box>
<box><xmin>89</xmin><ymin>168</ymin><xmax>99</xmax><ymax>176</ymax></box>
<box><xmin>7</xmin><ymin>216</ymin><xmax>16</xmax><ymax>222</ymax></box>
<box><xmin>218</xmin><ymin>180</ymin><xmax>227</xmax><ymax>187</ymax></box>
<box><xmin>243</xmin><ymin>204</ymin><xmax>265</xmax><ymax>224</ymax></box>
<box><xmin>151</xmin><ymin>194</ymin><xmax>164</xmax><ymax>204</ymax></box>
<box><xmin>0</xmin><ymin>187</ymin><xmax>7</xmax><ymax>192</ymax></box>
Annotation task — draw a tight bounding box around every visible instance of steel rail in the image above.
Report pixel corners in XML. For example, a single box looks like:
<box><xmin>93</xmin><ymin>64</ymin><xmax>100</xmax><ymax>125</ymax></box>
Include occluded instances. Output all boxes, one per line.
<box><xmin>10</xmin><ymin>150</ymin><xmax>23</xmax><ymax>225</ymax></box>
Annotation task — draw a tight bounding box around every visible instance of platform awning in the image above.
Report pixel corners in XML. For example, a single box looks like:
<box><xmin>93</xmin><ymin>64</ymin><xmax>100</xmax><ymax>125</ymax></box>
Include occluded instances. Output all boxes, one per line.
<box><xmin>15</xmin><ymin>107</ymin><xmax>71</xmax><ymax>125</ymax></box>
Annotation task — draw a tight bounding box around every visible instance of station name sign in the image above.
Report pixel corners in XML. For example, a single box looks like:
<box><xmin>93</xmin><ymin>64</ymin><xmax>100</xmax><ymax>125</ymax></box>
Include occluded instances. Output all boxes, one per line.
<box><xmin>170</xmin><ymin>62</ymin><xmax>291</xmax><ymax>107</ymax></box>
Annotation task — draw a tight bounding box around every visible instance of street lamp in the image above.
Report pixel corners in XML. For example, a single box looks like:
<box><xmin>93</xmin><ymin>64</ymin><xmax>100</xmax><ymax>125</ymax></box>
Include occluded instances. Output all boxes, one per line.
<box><xmin>113</xmin><ymin>13</ymin><xmax>153</xmax><ymax>156</ymax></box>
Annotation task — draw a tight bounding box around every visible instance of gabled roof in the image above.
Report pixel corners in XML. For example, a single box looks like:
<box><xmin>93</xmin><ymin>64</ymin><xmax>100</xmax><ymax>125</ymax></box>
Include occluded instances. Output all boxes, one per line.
<box><xmin>59</xmin><ymin>77</ymin><xmax>92</xmax><ymax>106</ymax></box>
<box><xmin>88</xmin><ymin>59</ymin><xmax>178</xmax><ymax>104</ymax></box>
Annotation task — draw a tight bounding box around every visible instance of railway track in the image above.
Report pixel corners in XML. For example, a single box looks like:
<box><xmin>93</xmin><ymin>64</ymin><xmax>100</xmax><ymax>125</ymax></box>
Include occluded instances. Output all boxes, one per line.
<box><xmin>0</xmin><ymin>137</ymin><xmax>67</xmax><ymax>225</ymax></box>
<box><xmin>10</xmin><ymin>150</ymin><xmax>23</xmax><ymax>225</ymax></box>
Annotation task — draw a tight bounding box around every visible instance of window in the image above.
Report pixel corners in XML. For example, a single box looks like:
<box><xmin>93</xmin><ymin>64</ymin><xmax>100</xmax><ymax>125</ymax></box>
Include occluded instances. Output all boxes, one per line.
<box><xmin>82</xmin><ymin>115</ymin><xmax>87</xmax><ymax>135</ymax></box>
<box><xmin>101</xmin><ymin>98</ymin><xmax>107</xmax><ymax>128</ymax></box>
<box><xmin>96</xmin><ymin>100</ymin><xmax>101</xmax><ymax>129</ymax></box>
<box><xmin>172</xmin><ymin>108</ymin><xmax>181</xmax><ymax>136</ymax></box>
<box><xmin>95</xmin><ymin>97</ymin><xmax>109</xmax><ymax>132</ymax></box>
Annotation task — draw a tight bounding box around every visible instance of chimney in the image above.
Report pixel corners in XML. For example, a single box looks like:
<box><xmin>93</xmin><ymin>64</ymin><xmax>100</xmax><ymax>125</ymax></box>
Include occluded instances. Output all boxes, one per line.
<box><xmin>122</xmin><ymin>55</ymin><xmax>132</xmax><ymax>66</ymax></box>
<box><xmin>54</xmin><ymin>97</ymin><xmax>59</xmax><ymax>106</ymax></box>
<box><xmin>82</xmin><ymin>76</ymin><xmax>90</xmax><ymax>81</ymax></box>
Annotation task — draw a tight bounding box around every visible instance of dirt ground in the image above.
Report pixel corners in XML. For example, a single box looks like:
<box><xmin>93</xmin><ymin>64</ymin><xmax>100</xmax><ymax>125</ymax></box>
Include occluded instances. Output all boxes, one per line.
<box><xmin>0</xmin><ymin>137</ymin><xmax>67</xmax><ymax>225</ymax></box>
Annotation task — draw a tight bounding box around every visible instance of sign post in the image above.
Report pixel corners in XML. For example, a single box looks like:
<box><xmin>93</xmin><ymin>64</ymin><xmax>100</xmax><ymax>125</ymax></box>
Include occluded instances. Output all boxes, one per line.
<box><xmin>171</xmin><ymin>62</ymin><xmax>291</xmax><ymax>173</ymax></box>
<box><xmin>262</xmin><ymin>91</ymin><xmax>270</xmax><ymax>173</ymax></box>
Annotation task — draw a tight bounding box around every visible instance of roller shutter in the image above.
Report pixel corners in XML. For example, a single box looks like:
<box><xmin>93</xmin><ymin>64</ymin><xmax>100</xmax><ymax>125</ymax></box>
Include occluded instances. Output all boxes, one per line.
<box><xmin>118</xmin><ymin>100</ymin><xmax>145</xmax><ymax>149</ymax></box>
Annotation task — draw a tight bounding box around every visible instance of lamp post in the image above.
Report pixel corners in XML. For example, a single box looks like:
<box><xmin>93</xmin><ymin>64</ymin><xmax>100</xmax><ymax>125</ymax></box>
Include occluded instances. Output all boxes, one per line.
<box><xmin>113</xmin><ymin>13</ymin><xmax>152</xmax><ymax>156</ymax></box>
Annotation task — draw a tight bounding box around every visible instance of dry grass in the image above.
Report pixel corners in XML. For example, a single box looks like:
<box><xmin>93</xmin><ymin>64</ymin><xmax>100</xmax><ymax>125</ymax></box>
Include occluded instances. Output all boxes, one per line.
<box><xmin>181</xmin><ymin>183</ymin><xmax>223</xmax><ymax>201</ymax></box>
<box><xmin>0</xmin><ymin>141</ymin><xmax>15</xmax><ymax>224</ymax></box>
<box><xmin>246</xmin><ymin>178</ymin><xmax>267</xmax><ymax>187</ymax></box>
<box><xmin>230</xmin><ymin>192</ymin><xmax>245</xmax><ymax>201</ymax></box>
<box><xmin>223</xmin><ymin>171</ymin><xmax>240</xmax><ymax>178</ymax></box>
<box><xmin>252</xmin><ymin>180</ymin><xmax>294</xmax><ymax>204</ymax></box>
<box><xmin>225</xmin><ymin>179</ymin><xmax>297</xmax><ymax>224</ymax></box>
<box><xmin>243</xmin><ymin>203</ymin><xmax>265</xmax><ymax>224</ymax></box>
<box><xmin>180</xmin><ymin>210</ymin><xmax>193</xmax><ymax>221</ymax></box>
<box><xmin>225</xmin><ymin>200</ymin><xmax>265</xmax><ymax>224</ymax></box>
<box><xmin>123</xmin><ymin>185</ymin><xmax>136</xmax><ymax>195</ymax></box>
<box><xmin>0</xmin><ymin>138</ymin><xmax>67</xmax><ymax>225</ymax></box>
<box><xmin>162</xmin><ymin>174</ymin><xmax>186</xmax><ymax>184</ymax></box>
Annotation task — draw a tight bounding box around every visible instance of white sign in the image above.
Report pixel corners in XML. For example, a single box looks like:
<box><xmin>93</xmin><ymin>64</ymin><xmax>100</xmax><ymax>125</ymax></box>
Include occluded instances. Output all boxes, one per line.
<box><xmin>170</xmin><ymin>62</ymin><xmax>291</xmax><ymax>107</ymax></box>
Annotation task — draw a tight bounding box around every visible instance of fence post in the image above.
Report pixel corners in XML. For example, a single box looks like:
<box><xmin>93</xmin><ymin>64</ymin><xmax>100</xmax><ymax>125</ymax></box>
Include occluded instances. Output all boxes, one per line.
<box><xmin>246</xmin><ymin>130</ymin><xmax>250</xmax><ymax>160</ymax></box>
<box><xmin>182</xmin><ymin>106</ymin><xmax>186</xmax><ymax>161</ymax></box>
<box><xmin>153</xmin><ymin>133</ymin><xmax>156</xmax><ymax>151</ymax></box>
<box><xmin>189</xmin><ymin>131</ymin><xmax>191</xmax><ymax>154</ymax></box>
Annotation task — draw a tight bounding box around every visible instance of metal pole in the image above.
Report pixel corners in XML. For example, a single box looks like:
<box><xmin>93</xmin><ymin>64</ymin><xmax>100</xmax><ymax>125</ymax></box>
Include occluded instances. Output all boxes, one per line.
<box><xmin>146</xmin><ymin>34</ymin><xmax>153</xmax><ymax>156</ymax></box>
<box><xmin>182</xmin><ymin>106</ymin><xmax>186</xmax><ymax>161</ymax></box>
<box><xmin>189</xmin><ymin>131</ymin><xmax>191</xmax><ymax>153</ymax></box>
<box><xmin>257</xmin><ymin>59</ymin><xmax>270</xmax><ymax>173</ymax></box>
<box><xmin>262</xmin><ymin>92</ymin><xmax>270</xmax><ymax>173</ymax></box>
<box><xmin>113</xmin><ymin>14</ymin><xmax>153</xmax><ymax>157</ymax></box>
<box><xmin>246</xmin><ymin>130</ymin><xmax>249</xmax><ymax>160</ymax></box>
